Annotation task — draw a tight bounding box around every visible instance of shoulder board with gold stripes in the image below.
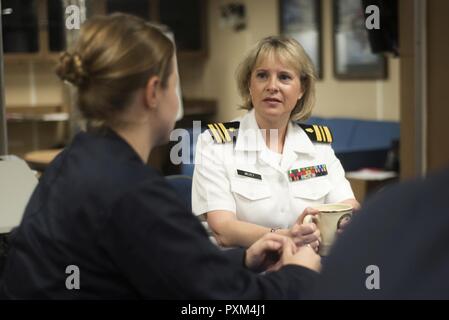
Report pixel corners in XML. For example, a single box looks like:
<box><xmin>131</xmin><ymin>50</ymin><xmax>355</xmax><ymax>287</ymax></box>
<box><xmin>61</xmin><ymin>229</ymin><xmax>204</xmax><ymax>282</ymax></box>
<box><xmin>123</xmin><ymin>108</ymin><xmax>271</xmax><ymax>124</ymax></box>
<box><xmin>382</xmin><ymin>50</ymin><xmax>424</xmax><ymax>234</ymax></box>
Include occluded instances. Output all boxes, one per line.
<box><xmin>206</xmin><ymin>121</ymin><xmax>240</xmax><ymax>144</ymax></box>
<box><xmin>297</xmin><ymin>123</ymin><xmax>333</xmax><ymax>143</ymax></box>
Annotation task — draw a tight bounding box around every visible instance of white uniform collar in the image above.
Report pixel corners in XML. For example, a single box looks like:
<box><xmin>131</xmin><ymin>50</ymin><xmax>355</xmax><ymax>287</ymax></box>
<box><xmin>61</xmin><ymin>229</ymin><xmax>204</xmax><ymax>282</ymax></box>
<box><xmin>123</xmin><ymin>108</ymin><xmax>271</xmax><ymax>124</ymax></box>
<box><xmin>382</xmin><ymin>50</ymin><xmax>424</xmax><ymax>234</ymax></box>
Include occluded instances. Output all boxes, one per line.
<box><xmin>234</xmin><ymin>109</ymin><xmax>266</xmax><ymax>151</ymax></box>
<box><xmin>283</xmin><ymin>121</ymin><xmax>317</xmax><ymax>155</ymax></box>
<box><xmin>234</xmin><ymin>109</ymin><xmax>316</xmax><ymax>155</ymax></box>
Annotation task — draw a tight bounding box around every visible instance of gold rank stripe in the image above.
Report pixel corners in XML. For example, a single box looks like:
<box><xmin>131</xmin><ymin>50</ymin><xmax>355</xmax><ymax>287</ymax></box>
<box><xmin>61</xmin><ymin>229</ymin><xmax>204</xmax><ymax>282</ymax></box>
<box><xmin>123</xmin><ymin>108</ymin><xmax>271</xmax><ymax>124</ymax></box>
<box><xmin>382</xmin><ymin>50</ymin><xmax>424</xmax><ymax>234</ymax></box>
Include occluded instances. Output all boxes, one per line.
<box><xmin>218</xmin><ymin>123</ymin><xmax>232</xmax><ymax>142</ymax></box>
<box><xmin>318</xmin><ymin>126</ymin><xmax>327</xmax><ymax>142</ymax></box>
<box><xmin>214</xmin><ymin>123</ymin><xmax>226</xmax><ymax>142</ymax></box>
<box><xmin>312</xmin><ymin>125</ymin><xmax>322</xmax><ymax>142</ymax></box>
<box><xmin>208</xmin><ymin>124</ymin><xmax>222</xmax><ymax>143</ymax></box>
<box><xmin>323</xmin><ymin>126</ymin><xmax>333</xmax><ymax>142</ymax></box>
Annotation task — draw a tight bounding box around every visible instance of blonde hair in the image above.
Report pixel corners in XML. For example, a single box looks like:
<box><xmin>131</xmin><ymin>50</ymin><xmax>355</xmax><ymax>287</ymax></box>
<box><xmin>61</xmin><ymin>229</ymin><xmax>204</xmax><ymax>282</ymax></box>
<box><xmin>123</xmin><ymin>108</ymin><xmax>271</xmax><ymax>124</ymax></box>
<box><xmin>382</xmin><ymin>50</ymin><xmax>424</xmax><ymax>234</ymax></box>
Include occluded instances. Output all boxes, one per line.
<box><xmin>56</xmin><ymin>13</ymin><xmax>174</xmax><ymax>121</ymax></box>
<box><xmin>236</xmin><ymin>36</ymin><xmax>316</xmax><ymax>121</ymax></box>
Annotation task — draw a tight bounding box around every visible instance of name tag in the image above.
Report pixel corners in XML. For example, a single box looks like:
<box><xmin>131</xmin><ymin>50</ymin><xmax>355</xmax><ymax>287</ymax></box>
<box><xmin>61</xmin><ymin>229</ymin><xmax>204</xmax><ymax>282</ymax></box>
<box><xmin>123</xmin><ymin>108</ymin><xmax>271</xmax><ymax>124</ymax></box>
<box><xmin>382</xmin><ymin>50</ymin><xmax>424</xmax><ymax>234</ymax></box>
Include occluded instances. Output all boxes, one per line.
<box><xmin>288</xmin><ymin>164</ymin><xmax>328</xmax><ymax>182</ymax></box>
<box><xmin>237</xmin><ymin>169</ymin><xmax>262</xmax><ymax>180</ymax></box>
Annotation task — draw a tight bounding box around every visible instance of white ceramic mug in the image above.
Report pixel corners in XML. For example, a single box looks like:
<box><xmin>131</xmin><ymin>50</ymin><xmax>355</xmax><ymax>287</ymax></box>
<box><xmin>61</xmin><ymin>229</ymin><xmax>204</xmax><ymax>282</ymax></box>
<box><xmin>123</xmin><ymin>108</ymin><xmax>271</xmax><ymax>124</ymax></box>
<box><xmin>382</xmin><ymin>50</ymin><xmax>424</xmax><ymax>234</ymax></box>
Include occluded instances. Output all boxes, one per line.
<box><xmin>303</xmin><ymin>203</ymin><xmax>353</xmax><ymax>256</ymax></box>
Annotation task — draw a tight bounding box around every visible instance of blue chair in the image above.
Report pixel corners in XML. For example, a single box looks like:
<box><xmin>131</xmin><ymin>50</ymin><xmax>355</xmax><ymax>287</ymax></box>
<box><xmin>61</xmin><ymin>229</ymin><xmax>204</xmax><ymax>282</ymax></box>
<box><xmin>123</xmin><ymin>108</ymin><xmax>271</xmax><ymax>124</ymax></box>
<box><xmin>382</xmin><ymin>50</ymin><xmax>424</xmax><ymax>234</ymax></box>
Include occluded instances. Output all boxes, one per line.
<box><xmin>165</xmin><ymin>175</ymin><xmax>218</xmax><ymax>245</ymax></box>
<box><xmin>165</xmin><ymin>175</ymin><xmax>193</xmax><ymax>211</ymax></box>
<box><xmin>178</xmin><ymin>126</ymin><xmax>208</xmax><ymax>177</ymax></box>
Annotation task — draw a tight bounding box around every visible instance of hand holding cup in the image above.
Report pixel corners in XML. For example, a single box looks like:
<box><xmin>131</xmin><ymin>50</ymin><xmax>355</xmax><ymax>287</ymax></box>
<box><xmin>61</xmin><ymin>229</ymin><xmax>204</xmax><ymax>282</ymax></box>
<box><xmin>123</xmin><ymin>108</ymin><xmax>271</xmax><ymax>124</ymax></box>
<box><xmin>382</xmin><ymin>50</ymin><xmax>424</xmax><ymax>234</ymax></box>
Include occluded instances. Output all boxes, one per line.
<box><xmin>302</xmin><ymin>203</ymin><xmax>353</xmax><ymax>256</ymax></box>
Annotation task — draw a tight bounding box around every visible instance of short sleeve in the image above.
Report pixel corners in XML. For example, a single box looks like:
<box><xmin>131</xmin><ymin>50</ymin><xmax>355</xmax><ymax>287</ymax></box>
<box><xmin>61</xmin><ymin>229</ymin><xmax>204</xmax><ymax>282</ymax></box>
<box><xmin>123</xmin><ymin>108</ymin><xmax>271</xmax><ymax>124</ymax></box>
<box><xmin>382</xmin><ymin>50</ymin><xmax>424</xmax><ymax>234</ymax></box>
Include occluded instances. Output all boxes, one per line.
<box><xmin>322</xmin><ymin>145</ymin><xmax>356</xmax><ymax>203</ymax></box>
<box><xmin>191</xmin><ymin>133</ymin><xmax>236</xmax><ymax>215</ymax></box>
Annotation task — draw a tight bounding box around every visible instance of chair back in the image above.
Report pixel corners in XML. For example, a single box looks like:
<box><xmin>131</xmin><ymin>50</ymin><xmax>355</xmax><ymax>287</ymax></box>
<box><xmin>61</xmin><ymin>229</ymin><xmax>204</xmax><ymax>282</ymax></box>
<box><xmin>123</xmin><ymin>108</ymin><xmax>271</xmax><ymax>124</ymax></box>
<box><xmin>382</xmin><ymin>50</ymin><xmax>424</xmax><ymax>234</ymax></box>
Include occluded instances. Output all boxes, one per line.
<box><xmin>165</xmin><ymin>175</ymin><xmax>193</xmax><ymax>211</ymax></box>
<box><xmin>166</xmin><ymin>175</ymin><xmax>218</xmax><ymax>245</ymax></box>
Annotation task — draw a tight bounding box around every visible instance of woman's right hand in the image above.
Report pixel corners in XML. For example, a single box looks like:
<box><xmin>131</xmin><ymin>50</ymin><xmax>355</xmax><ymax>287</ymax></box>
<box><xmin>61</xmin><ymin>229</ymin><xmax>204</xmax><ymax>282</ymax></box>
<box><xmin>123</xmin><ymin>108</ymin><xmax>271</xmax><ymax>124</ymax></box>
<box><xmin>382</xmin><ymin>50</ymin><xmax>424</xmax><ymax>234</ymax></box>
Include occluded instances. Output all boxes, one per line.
<box><xmin>286</xmin><ymin>207</ymin><xmax>321</xmax><ymax>250</ymax></box>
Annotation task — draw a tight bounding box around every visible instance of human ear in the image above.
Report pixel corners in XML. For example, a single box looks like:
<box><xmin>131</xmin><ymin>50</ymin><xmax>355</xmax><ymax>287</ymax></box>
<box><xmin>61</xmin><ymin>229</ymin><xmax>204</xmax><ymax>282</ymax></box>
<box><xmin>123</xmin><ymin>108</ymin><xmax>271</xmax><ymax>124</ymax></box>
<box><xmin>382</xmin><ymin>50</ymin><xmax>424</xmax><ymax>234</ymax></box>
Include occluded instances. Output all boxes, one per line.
<box><xmin>145</xmin><ymin>76</ymin><xmax>161</xmax><ymax>110</ymax></box>
<box><xmin>298</xmin><ymin>87</ymin><xmax>305</xmax><ymax>101</ymax></box>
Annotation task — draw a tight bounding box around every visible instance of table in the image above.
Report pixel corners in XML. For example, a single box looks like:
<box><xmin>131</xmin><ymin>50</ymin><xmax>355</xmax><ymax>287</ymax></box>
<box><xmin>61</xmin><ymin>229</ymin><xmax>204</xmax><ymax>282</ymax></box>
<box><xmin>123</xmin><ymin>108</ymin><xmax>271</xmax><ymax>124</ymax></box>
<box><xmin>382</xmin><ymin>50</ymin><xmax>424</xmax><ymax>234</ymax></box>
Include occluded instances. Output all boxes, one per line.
<box><xmin>7</xmin><ymin>109</ymin><xmax>68</xmax><ymax>152</ymax></box>
<box><xmin>346</xmin><ymin>169</ymin><xmax>398</xmax><ymax>203</ymax></box>
<box><xmin>24</xmin><ymin>149</ymin><xmax>62</xmax><ymax>172</ymax></box>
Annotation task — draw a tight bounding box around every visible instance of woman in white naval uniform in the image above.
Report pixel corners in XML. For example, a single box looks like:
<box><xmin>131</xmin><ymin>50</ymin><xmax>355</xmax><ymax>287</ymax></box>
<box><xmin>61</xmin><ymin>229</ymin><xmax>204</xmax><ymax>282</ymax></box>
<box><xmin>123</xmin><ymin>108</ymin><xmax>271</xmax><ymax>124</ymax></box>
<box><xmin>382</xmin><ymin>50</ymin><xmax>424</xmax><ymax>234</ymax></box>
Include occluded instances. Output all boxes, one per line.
<box><xmin>192</xmin><ymin>36</ymin><xmax>359</xmax><ymax>249</ymax></box>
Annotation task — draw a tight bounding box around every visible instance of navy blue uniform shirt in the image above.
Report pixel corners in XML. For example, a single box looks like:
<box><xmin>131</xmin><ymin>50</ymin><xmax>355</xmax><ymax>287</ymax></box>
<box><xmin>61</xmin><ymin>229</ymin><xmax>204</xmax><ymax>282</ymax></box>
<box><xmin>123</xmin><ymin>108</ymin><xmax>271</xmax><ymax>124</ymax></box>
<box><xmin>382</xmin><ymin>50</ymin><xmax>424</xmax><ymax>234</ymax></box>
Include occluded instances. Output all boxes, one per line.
<box><xmin>0</xmin><ymin>128</ymin><xmax>316</xmax><ymax>299</ymax></box>
<box><xmin>309</xmin><ymin>166</ymin><xmax>449</xmax><ymax>299</ymax></box>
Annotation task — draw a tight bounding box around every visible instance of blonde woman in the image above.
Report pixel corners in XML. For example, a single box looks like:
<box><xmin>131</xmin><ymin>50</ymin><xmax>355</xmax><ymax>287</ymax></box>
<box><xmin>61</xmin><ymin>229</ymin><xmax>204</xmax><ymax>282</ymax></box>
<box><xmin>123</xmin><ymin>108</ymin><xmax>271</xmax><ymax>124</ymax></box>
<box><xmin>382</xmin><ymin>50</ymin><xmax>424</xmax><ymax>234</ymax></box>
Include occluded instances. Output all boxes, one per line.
<box><xmin>192</xmin><ymin>36</ymin><xmax>359</xmax><ymax>249</ymax></box>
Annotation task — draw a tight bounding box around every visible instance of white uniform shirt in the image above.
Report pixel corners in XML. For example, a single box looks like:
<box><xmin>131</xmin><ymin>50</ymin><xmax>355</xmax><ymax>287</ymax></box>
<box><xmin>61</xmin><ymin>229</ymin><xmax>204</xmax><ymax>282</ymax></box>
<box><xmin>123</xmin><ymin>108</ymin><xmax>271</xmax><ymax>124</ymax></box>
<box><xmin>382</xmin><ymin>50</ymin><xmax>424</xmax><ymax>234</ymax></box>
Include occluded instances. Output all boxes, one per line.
<box><xmin>192</xmin><ymin>110</ymin><xmax>355</xmax><ymax>229</ymax></box>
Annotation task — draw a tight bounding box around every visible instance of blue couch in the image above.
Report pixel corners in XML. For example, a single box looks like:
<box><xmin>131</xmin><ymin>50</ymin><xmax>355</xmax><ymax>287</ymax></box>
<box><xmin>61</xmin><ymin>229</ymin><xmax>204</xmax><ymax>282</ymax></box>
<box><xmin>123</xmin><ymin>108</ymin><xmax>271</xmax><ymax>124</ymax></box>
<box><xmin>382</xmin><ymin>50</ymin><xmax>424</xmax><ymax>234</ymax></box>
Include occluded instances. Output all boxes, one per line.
<box><xmin>307</xmin><ymin>117</ymin><xmax>400</xmax><ymax>171</ymax></box>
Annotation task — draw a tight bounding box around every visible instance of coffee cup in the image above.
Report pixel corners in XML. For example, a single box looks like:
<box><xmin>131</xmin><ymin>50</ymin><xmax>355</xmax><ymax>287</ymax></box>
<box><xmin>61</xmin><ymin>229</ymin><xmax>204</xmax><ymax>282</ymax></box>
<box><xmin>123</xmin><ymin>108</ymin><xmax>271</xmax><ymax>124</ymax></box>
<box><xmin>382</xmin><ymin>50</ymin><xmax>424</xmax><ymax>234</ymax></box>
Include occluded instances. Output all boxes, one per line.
<box><xmin>303</xmin><ymin>203</ymin><xmax>353</xmax><ymax>256</ymax></box>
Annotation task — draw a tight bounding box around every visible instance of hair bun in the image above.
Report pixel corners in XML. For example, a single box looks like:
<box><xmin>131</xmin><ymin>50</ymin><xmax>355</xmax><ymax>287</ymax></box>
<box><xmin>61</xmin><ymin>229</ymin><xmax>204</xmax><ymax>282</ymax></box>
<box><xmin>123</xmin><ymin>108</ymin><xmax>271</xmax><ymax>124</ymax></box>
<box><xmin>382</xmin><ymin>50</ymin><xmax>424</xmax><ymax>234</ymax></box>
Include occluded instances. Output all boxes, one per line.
<box><xmin>56</xmin><ymin>52</ymin><xmax>88</xmax><ymax>87</ymax></box>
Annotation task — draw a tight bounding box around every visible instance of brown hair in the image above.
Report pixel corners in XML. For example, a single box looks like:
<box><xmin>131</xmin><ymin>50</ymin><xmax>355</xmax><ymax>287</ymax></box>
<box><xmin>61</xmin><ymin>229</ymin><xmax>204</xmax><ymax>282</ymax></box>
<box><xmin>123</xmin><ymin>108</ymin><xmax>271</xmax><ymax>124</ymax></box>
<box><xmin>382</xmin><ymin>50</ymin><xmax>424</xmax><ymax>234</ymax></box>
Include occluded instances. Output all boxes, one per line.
<box><xmin>236</xmin><ymin>36</ymin><xmax>316</xmax><ymax>121</ymax></box>
<box><xmin>56</xmin><ymin>13</ymin><xmax>175</xmax><ymax>121</ymax></box>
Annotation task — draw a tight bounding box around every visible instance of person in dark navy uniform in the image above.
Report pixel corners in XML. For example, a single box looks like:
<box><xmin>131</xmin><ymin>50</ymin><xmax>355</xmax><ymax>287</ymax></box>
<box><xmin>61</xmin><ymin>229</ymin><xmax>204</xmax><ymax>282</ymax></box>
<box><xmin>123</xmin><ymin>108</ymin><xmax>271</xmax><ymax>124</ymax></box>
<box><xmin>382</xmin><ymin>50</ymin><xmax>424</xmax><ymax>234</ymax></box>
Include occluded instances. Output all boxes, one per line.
<box><xmin>308</xmin><ymin>166</ymin><xmax>449</xmax><ymax>299</ymax></box>
<box><xmin>0</xmin><ymin>13</ymin><xmax>320</xmax><ymax>299</ymax></box>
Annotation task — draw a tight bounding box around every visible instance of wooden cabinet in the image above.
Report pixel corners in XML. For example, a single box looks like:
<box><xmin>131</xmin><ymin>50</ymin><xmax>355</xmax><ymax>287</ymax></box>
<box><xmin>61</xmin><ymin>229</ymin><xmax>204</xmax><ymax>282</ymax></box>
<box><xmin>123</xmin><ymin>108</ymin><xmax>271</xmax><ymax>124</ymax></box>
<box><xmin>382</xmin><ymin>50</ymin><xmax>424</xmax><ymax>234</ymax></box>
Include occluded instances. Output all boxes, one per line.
<box><xmin>159</xmin><ymin>0</ymin><xmax>207</xmax><ymax>57</ymax></box>
<box><xmin>3</xmin><ymin>0</ymin><xmax>208</xmax><ymax>61</ymax></box>
<box><xmin>105</xmin><ymin>0</ymin><xmax>155</xmax><ymax>21</ymax></box>
<box><xmin>46</xmin><ymin>0</ymin><xmax>66</xmax><ymax>53</ymax></box>
<box><xmin>2</xmin><ymin>0</ymin><xmax>66</xmax><ymax>61</ymax></box>
<box><xmin>2</xmin><ymin>0</ymin><xmax>40</xmax><ymax>58</ymax></box>
<box><xmin>104</xmin><ymin>0</ymin><xmax>208</xmax><ymax>58</ymax></box>
<box><xmin>2</xmin><ymin>0</ymin><xmax>39</xmax><ymax>54</ymax></box>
